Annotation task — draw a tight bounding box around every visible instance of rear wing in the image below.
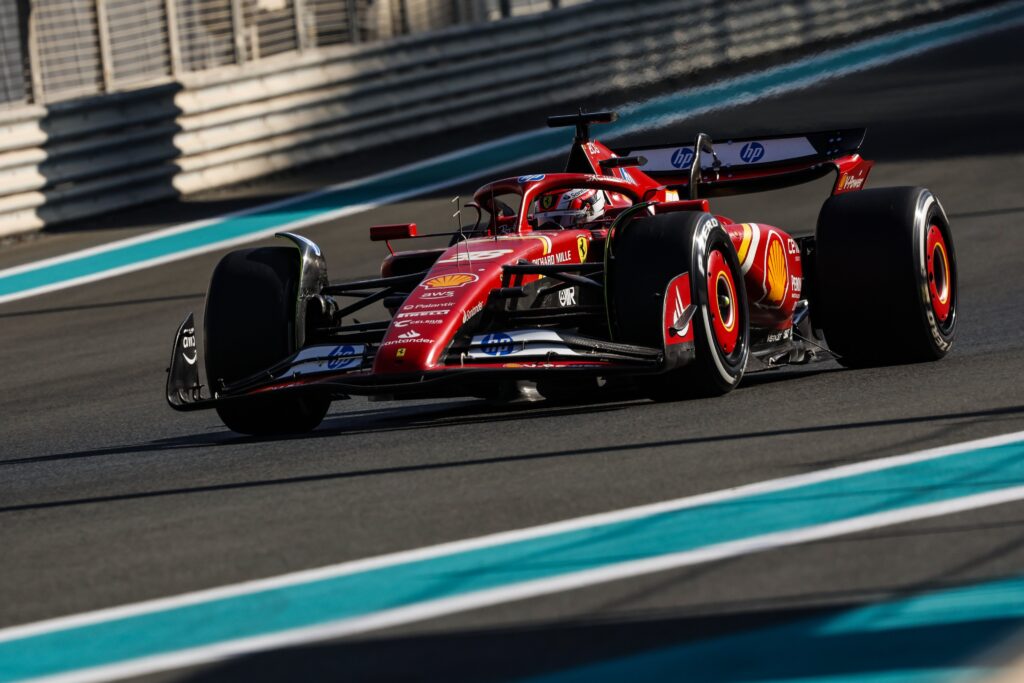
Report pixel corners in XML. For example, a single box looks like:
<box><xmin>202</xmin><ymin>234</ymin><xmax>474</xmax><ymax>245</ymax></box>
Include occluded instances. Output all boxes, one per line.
<box><xmin>618</xmin><ymin>129</ymin><xmax>872</xmax><ymax>198</ymax></box>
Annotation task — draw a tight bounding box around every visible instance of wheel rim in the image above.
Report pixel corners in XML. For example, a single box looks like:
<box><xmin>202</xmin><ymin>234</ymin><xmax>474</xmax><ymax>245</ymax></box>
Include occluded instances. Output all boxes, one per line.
<box><xmin>926</xmin><ymin>224</ymin><xmax>952</xmax><ymax>323</ymax></box>
<box><xmin>707</xmin><ymin>249</ymin><xmax>739</xmax><ymax>354</ymax></box>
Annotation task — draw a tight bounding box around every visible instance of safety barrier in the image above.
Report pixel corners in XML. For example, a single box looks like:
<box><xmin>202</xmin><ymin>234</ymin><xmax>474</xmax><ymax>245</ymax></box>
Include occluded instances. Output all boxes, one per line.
<box><xmin>0</xmin><ymin>0</ymin><xmax>993</xmax><ymax>237</ymax></box>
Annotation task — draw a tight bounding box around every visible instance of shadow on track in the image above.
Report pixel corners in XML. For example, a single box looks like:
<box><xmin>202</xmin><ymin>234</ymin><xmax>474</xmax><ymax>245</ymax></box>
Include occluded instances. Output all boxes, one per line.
<box><xmin>0</xmin><ymin>292</ymin><xmax>205</xmax><ymax>319</ymax></box>
<box><xmin>175</xmin><ymin>572</ymin><xmax>1024</xmax><ymax>683</ymax></box>
<box><xmin>2</xmin><ymin>403</ymin><xmax>1021</xmax><ymax>515</ymax></box>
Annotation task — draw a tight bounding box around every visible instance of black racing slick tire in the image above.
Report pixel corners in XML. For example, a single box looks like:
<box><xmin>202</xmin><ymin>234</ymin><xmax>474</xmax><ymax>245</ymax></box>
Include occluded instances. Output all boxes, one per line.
<box><xmin>814</xmin><ymin>187</ymin><xmax>957</xmax><ymax>367</ymax></box>
<box><xmin>204</xmin><ymin>247</ymin><xmax>330</xmax><ymax>435</ymax></box>
<box><xmin>609</xmin><ymin>211</ymin><xmax>750</xmax><ymax>399</ymax></box>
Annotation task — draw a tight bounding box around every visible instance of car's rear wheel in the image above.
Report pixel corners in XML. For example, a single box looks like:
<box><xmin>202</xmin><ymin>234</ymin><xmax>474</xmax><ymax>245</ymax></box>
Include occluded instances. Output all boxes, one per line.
<box><xmin>205</xmin><ymin>247</ymin><xmax>330</xmax><ymax>434</ymax></box>
<box><xmin>814</xmin><ymin>187</ymin><xmax>957</xmax><ymax>367</ymax></box>
<box><xmin>608</xmin><ymin>211</ymin><xmax>749</xmax><ymax>399</ymax></box>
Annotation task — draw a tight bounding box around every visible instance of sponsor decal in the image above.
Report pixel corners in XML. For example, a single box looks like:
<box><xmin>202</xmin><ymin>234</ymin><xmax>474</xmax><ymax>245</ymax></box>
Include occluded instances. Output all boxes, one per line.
<box><xmin>283</xmin><ymin>344</ymin><xmax>364</xmax><ymax>377</ymax></box>
<box><xmin>619</xmin><ymin>167</ymin><xmax>636</xmax><ymax>184</ymax></box>
<box><xmin>739</xmin><ymin>142</ymin><xmax>766</xmax><ymax>163</ymax></box>
<box><xmin>764</xmin><ymin>233</ymin><xmax>789</xmax><ymax>307</ymax></box>
<box><xmin>398</xmin><ymin>329</ymin><xmax>421</xmax><ymax>339</ymax></box>
<box><xmin>181</xmin><ymin>327</ymin><xmax>197</xmax><ymax>365</ymax></box>
<box><xmin>396</xmin><ymin>348</ymin><xmax>406</xmax><ymax>358</ymax></box>
<box><xmin>397</xmin><ymin>309</ymin><xmax>450</xmax><ymax>318</ymax></box>
<box><xmin>672</xmin><ymin>284</ymin><xmax>687</xmax><ymax>332</ymax></box>
<box><xmin>838</xmin><ymin>173</ymin><xmax>865</xmax><ymax>191</ymax></box>
<box><xmin>466</xmin><ymin>329</ymin><xmax>581</xmax><ymax>359</ymax></box>
<box><xmin>586</xmin><ymin>143</ymin><xmax>600</xmax><ymax>155</ymax></box>
<box><xmin>421</xmin><ymin>290</ymin><xmax>455</xmax><ymax>299</ymax></box>
<box><xmin>437</xmin><ymin>249</ymin><xmax>513</xmax><ymax>264</ymax></box>
<box><xmin>394</xmin><ymin>318</ymin><xmax>444</xmax><ymax>327</ymax></box>
<box><xmin>562</xmin><ymin>188</ymin><xmax>589</xmax><ymax>201</ymax></box>
<box><xmin>663</xmin><ymin>273</ymin><xmax>694</xmax><ymax>345</ymax></box>
<box><xmin>327</xmin><ymin>345</ymin><xmax>359</xmax><ymax>370</ymax></box>
<box><xmin>381</xmin><ymin>338</ymin><xmax>433</xmax><ymax>347</ymax></box>
<box><xmin>766</xmin><ymin>328</ymin><xmax>792</xmax><ymax>343</ymax></box>
<box><xmin>788</xmin><ymin>238</ymin><xmax>799</xmax><ymax>255</ymax></box>
<box><xmin>263</xmin><ymin>381</ymin><xmax>305</xmax><ymax>392</ymax></box>
<box><xmin>503</xmin><ymin>362</ymin><xmax>557</xmax><ymax>368</ymax></box>
<box><xmin>558</xmin><ymin>287</ymin><xmax>577</xmax><ymax>307</ymax></box>
<box><xmin>792</xmin><ymin>275</ymin><xmax>802</xmax><ymax>294</ymax></box>
<box><xmin>481</xmin><ymin>333</ymin><xmax>515</xmax><ymax>356</ymax></box>
<box><xmin>577</xmin><ymin>236</ymin><xmax>589</xmax><ymax>262</ymax></box>
<box><xmin>412</xmin><ymin>302</ymin><xmax>453</xmax><ymax>309</ymax></box>
<box><xmin>422</xmin><ymin>273</ymin><xmax>478</xmax><ymax>289</ymax></box>
<box><xmin>664</xmin><ymin>189</ymin><xmax>679</xmax><ymax>202</ymax></box>
<box><xmin>532</xmin><ymin>250</ymin><xmax>574</xmax><ymax>266</ymax></box>
<box><xmin>671</xmin><ymin>147</ymin><xmax>695</xmax><ymax>168</ymax></box>
<box><xmin>463</xmin><ymin>301</ymin><xmax>484</xmax><ymax>323</ymax></box>
<box><xmin>518</xmin><ymin>174</ymin><xmax>545</xmax><ymax>183</ymax></box>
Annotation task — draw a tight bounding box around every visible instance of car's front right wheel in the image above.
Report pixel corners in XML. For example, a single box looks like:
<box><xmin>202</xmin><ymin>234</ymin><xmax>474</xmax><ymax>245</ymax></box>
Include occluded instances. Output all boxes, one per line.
<box><xmin>608</xmin><ymin>210</ymin><xmax>750</xmax><ymax>399</ymax></box>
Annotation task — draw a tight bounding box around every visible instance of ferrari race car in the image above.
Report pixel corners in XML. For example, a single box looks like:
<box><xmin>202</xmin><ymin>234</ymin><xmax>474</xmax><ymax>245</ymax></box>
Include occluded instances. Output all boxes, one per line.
<box><xmin>166</xmin><ymin>111</ymin><xmax>958</xmax><ymax>435</ymax></box>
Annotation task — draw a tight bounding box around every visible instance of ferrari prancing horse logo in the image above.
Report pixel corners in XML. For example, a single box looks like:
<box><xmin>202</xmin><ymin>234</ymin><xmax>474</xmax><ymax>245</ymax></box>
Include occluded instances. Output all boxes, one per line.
<box><xmin>577</xmin><ymin>236</ymin><xmax>588</xmax><ymax>262</ymax></box>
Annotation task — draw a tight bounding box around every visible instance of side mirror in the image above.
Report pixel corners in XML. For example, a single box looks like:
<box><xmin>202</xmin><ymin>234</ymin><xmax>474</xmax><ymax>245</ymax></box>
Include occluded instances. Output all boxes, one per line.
<box><xmin>370</xmin><ymin>223</ymin><xmax>418</xmax><ymax>241</ymax></box>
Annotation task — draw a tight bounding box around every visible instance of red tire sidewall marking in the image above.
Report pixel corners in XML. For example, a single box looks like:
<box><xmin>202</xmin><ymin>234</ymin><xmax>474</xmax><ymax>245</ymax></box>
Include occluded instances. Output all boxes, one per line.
<box><xmin>926</xmin><ymin>224</ymin><xmax>951</xmax><ymax>323</ymax></box>
<box><xmin>707</xmin><ymin>248</ymin><xmax>739</xmax><ymax>354</ymax></box>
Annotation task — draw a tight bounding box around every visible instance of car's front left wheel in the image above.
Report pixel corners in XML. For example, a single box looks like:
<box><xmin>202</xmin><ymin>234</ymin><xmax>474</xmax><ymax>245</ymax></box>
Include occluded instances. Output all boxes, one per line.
<box><xmin>205</xmin><ymin>247</ymin><xmax>330</xmax><ymax>435</ymax></box>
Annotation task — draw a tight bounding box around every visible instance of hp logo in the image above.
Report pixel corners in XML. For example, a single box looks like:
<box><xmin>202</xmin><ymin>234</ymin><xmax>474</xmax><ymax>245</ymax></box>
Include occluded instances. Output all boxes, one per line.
<box><xmin>670</xmin><ymin>148</ymin><xmax>694</xmax><ymax>169</ymax></box>
<box><xmin>327</xmin><ymin>345</ymin><xmax>356</xmax><ymax>369</ymax></box>
<box><xmin>739</xmin><ymin>142</ymin><xmax>765</xmax><ymax>163</ymax></box>
<box><xmin>481</xmin><ymin>333</ymin><xmax>514</xmax><ymax>356</ymax></box>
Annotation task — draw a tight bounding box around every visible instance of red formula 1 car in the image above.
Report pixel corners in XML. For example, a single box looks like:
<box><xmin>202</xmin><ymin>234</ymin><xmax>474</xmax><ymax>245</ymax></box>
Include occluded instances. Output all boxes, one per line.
<box><xmin>166</xmin><ymin>111</ymin><xmax>957</xmax><ymax>434</ymax></box>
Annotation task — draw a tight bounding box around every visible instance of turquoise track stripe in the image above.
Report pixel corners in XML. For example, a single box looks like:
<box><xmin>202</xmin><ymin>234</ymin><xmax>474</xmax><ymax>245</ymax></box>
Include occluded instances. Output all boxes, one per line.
<box><xmin>521</xmin><ymin>576</ymin><xmax>1024</xmax><ymax>682</ymax></box>
<box><xmin>2</xmin><ymin>436</ymin><xmax>1024</xmax><ymax>681</ymax></box>
<box><xmin>1</xmin><ymin>1</ymin><xmax>1023</xmax><ymax>304</ymax></box>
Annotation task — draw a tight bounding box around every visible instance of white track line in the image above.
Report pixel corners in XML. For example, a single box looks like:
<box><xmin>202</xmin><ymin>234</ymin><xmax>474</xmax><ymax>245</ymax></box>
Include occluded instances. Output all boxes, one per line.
<box><xmin>3</xmin><ymin>429</ymin><xmax>1020</xmax><ymax>644</ymax></box>
<box><xmin>20</xmin><ymin>481</ymin><xmax>1024</xmax><ymax>683</ymax></box>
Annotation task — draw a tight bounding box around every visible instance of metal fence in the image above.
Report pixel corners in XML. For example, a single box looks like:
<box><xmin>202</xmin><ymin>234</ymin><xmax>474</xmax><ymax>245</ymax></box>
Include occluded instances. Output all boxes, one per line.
<box><xmin>0</xmin><ymin>0</ymin><xmax>575</xmax><ymax>107</ymax></box>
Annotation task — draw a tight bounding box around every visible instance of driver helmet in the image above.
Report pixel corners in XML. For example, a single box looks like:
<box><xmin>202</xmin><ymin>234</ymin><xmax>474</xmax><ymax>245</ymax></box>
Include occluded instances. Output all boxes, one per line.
<box><xmin>531</xmin><ymin>188</ymin><xmax>607</xmax><ymax>228</ymax></box>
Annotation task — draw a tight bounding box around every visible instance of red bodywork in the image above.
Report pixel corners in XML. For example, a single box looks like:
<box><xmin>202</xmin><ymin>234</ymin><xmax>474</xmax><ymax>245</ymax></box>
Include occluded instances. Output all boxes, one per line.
<box><xmin>185</xmin><ymin>126</ymin><xmax>872</xmax><ymax>401</ymax></box>
<box><xmin>371</xmin><ymin>137</ymin><xmax>818</xmax><ymax>376</ymax></box>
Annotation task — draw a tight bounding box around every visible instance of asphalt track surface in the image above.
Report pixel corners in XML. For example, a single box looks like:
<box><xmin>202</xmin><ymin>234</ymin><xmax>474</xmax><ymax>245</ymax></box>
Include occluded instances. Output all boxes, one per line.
<box><xmin>1</xmin><ymin>18</ymin><xmax>1024</xmax><ymax>682</ymax></box>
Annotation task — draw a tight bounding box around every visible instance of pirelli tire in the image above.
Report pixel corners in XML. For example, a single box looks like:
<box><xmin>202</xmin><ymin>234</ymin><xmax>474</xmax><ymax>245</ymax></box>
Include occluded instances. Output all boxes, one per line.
<box><xmin>814</xmin><ymin>187</ymin><xmax>957</xmax><ymax>367</ymax></box>
<box><xmin>609</xmin><ymin>211</ymin><xmax>750</xmax><ymax>399</ymax></box>
<box><xmin>204</xmin><ymin>247</ymin><xmax>330</xmax><ymax>435</ymax></box>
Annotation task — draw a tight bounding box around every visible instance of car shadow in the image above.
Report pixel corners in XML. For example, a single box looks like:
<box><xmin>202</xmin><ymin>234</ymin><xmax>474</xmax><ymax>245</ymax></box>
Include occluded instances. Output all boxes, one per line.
<box><xmin>1</xmin><ymin>402</ymin><xmax>1021</xmax><ymax>515</ymax></box>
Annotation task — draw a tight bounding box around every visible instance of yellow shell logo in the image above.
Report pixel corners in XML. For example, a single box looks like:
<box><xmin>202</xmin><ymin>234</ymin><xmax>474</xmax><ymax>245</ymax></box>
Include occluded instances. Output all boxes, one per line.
<box><xmin>423</xmin><ymin>273</ymin><xmax>478</xmax><ymax>289</ymax></box>
<box><xmin>577</xmin><ymin>236</ymin><xmax>589</xmax><ymax>262</ymax></box>
<box><xmin>765</xmin><ymin>237</ymin><xmax>788</xmax><ymax>306</ymax></box>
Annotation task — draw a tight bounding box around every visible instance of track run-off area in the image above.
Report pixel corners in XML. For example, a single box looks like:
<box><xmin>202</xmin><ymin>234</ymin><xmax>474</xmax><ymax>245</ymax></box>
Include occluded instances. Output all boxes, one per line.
<box><xmin>2</xmin><ymin>4</ymin><xmax>1024</xmax><ymax>682</ymax></box>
